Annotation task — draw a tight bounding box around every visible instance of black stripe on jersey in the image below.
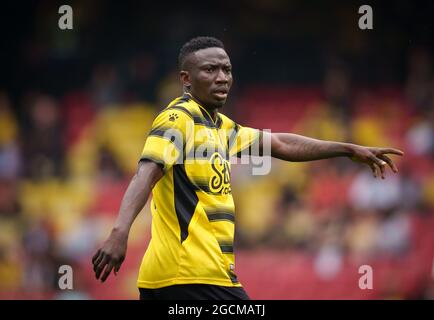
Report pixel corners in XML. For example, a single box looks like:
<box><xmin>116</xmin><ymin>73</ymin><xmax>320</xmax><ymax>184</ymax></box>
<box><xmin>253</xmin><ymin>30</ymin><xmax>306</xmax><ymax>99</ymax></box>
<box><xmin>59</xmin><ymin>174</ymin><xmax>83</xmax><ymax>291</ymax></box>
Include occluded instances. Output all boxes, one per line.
<box><xmin>188</xmin><ymin>177</ymin><xmax>231</xmax><ymax>196</ymax></box>
<box><xmin>218</xmin><ymin>243</ymin><xmax>234</xmax><ymax>254</ymax></box>
<box><xmin>166</xmin><ymin>93</ymin><xmax>191</xmax><ymax>110</ymax></box>
<box><xmin>173</xmin><ymin>164</ymin><xmax>199</xmax><ymax>243</ymax></box>
<box><xmin>169</xmin><ymin>103</ymin><xmax>212</xmax><ymax>128</ymax></box>
<box><xmin>215</xmin><ymin>115</ymin><xmax>223</xmax><ymax>129</ymax></box>
<box><xmin>166</xmin><ymin>104</ymin><xmax>200</xmax><ymax>124</ymax></box>
<box><xmin>148</xmin><ymin>127</ymin><xmax>184</xmax><ymax>153</ymax></box>
<box><xmin>177</xmin><ymin>93</ymin><xmax>221</xmax><ymax>129</ymax></box>
<box><xmin>167</xmin><ymin>104</ymin><xmax>220</xmax><ymax>130</ymax></box>
<box><xmin>198</xmin><ymin>106</ymin><xmax>216</xmax><ymax>128</ymax></box>
<box><xmin>228</xmin><ymin>270</ymin><xmax>239</xmax><ymax>284</ymax></box>
<box><xmin>179</xmin><ymin>93</ymin><xmax>192</xmax><ymax>103</ymax></box>
<box><xmin>167</xmin><ymin>105</ymin><xmax>193</xmax><ymax>120</ymax></box>
<box><xmin>168</xmin><ymin>105</ymin><xmax>214</xmax><ymax>129</ymax></box>
<box><xmin>162</xmin><ymin>94</ymin><xmax>221</xmax><ymax>130</ymax></box>
<box><xmin>139</xmin><ymin>155</ymin><xmax>166</xmax><ymax>171</ymax></box>
<box><xmin>161</xmin><ymin>93</ymin><xmax>196</xmax><ymax>122</ymax></box>
<box><xmin>187</xmin><ymin>144</ymin><xmax>229</xmax><ymax>161</ymax></box>
<box><xmin>227</xmin><ymin>122</ymin><xmax>240</xmax><ymax>151</ymax></box>
<box><xmin>194</xmin><ymin>184</ymin><xmax>220</xmax><ymax>195</ymax></box>
<box><xmin>207</xmin><ymin>212</ymin><xmax>235</xmax><ymax>223</ymax></box>
<box><xmin>194</xmin><ymin>183</ymin><xmax>229</xmax><ymax>195</ymax></box>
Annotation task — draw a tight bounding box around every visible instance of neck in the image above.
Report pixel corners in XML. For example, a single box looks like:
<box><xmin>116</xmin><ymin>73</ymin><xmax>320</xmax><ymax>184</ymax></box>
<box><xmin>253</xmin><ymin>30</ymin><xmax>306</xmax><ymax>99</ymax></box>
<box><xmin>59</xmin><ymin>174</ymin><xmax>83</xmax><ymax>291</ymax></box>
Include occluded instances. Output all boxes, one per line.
<box><xmin>185</xmin><ymin>92</ymin><xmax>218</xmax><ymax>121</ymax></box>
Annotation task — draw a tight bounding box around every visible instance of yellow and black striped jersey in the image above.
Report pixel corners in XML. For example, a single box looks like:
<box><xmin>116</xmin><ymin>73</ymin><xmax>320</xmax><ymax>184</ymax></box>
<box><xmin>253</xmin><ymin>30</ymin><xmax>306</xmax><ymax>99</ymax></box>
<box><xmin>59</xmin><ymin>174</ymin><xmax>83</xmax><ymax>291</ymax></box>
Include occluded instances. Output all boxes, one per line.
<box><xmin>137</xmin><ymin>93</ymin><xmax>260</xmax><ymax>289</ymax></box>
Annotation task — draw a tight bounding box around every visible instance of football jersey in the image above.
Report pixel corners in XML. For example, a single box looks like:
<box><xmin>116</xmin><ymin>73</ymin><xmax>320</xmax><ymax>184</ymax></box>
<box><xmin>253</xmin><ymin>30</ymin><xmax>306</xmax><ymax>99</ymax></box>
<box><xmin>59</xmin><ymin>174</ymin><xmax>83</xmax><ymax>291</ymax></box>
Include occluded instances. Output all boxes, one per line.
<box><xmin>137</xmin><ymin>93</ymin><xmax>260</xmax><ymax>288</ymax></box>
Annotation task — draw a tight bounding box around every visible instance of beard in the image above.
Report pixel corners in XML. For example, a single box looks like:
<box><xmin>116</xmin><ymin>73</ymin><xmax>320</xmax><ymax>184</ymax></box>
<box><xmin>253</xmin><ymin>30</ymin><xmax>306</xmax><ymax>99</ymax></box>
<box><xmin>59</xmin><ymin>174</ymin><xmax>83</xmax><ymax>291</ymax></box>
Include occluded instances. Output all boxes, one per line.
<box><xmin>213</xmin><ymin>100</ymin><xmax>226</xmax><ymax>109</ymax></box>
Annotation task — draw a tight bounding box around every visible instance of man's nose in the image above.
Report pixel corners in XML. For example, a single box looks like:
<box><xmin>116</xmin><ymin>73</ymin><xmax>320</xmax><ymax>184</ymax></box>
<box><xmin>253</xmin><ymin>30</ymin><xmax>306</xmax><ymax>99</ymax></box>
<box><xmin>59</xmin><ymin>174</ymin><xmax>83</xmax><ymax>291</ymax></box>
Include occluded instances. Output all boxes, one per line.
<box><xmin>215</xmin><ymin>69</ymin><xmax>228</xmax><ymax>83</ymax></box>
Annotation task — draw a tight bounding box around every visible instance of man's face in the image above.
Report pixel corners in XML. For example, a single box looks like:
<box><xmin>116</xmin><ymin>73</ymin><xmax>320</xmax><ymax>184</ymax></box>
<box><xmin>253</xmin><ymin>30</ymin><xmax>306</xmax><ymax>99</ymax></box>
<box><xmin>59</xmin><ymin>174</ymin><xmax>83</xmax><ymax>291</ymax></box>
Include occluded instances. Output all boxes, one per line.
<box><xmin>181</xmin><ymin>47</ymin><xmax>233</xmax><ymax>109</ymax></box>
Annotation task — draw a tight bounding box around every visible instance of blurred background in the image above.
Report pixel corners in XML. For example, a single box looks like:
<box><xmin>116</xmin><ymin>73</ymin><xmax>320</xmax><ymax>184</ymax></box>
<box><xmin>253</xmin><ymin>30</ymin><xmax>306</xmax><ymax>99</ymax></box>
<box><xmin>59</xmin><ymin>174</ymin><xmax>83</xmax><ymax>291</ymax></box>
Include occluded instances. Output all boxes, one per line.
<box><xmin>0</xmin><ymin>0</ymin><xmax>433</xmax><ymax>299</ymax></box>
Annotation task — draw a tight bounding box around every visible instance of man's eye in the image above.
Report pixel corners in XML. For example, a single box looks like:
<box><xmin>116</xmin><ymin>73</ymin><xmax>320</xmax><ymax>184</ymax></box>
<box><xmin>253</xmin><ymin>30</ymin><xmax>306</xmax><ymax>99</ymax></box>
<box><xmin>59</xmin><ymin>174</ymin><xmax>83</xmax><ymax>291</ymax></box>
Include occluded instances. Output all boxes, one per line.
<box><xmin>206</xmin><ymin>67</ymin><xmax>214</xmax><ymax>72</ymax></box>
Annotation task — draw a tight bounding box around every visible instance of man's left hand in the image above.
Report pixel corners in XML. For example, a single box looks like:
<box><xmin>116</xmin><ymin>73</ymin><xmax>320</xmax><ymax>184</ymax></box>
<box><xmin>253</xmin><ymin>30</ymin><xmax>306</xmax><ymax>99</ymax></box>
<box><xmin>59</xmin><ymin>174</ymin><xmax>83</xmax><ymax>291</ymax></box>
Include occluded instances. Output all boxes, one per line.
<box><xmin>349</xmin><ymin>145</ymin><xmax>404</xmax><ymax>179</ymax></box>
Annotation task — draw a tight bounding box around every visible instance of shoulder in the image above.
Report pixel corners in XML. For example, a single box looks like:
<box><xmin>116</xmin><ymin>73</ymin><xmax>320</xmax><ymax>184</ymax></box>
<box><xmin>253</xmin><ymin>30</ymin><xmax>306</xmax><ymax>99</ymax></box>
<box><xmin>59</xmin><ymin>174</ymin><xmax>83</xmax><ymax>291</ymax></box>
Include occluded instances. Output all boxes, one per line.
<box><xmin>153</xmin><ymin>104</ymin><xmax>194</xmax><ymax>129</ymax></box>
<box><xmin>157</xmin><ymin>94</ymin><xmax>201</xmax><ymax>121</ymax></box>
<box><xmin>217</xmin><ymin>112</ymin><xmax>238</xmax><ymax>130</ymax></box>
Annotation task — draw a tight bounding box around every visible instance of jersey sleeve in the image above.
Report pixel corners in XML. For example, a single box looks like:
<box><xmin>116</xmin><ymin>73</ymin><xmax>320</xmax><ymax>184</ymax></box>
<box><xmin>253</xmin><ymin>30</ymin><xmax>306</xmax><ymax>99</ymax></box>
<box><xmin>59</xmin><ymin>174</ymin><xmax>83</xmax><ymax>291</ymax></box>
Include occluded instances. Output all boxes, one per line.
<box><xmin>140</xmin><ymin>108</ymin><xmax>192</xmax><ymax>172</ymax></box>
<box><xmin>228</xmin><ymin>122</ymin><xmax>262</xmax><ymax>158</ymax></box>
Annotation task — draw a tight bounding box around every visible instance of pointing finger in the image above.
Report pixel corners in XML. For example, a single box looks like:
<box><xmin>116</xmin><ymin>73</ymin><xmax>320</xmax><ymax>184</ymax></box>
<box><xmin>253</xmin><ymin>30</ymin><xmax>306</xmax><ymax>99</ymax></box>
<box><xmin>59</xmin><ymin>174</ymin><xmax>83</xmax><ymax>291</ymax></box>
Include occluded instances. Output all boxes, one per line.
<box><xmin>380</xmin><ymin>148</ymin><xmax>404</xmax><ymax>156</ymax></box>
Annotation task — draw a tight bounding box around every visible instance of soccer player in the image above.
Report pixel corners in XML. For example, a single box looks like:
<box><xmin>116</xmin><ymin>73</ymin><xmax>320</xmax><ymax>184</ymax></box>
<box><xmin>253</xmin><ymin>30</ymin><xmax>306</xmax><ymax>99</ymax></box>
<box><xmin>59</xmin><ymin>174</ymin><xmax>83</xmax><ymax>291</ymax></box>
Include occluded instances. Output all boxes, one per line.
<box><xmin>92</xmin><ymin>36</ymin><xmax>404</xmax><ymax>300</ymax></box>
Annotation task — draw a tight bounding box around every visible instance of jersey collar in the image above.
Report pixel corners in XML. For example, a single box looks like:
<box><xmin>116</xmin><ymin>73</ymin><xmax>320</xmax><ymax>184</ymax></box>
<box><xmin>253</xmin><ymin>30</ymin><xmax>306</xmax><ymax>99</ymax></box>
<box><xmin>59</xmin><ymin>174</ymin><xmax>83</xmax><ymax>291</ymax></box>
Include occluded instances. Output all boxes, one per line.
<box><xmin>183</xmin><ymin>92</ymin><xmax>222</xmax><ymax>129</ymax></box>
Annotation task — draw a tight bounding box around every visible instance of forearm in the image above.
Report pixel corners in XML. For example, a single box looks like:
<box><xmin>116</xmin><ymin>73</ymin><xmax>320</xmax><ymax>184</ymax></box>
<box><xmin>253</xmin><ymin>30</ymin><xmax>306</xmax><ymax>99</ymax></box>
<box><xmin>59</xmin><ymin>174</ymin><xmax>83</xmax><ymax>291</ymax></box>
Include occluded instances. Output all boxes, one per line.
<box><xmin>112</xmin><ymin>162</ymin><xmax>163</xmax><ymax>235</ymax></box>
<box><xmin>272</xmin><ymin>133</ymin><xmax>354</xmax><ymax>162</ymax></box>
<box><xmin>112</xmin><ymin>176</ymin><xmax>150</xmax><ymax>234</ymax></box>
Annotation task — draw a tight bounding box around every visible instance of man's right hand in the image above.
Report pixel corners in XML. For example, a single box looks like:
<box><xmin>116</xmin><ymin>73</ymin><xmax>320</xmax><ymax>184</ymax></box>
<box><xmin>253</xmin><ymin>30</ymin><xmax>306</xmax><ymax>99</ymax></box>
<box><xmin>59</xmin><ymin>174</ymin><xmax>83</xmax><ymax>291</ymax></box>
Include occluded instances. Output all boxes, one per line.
<box><xmin>92</xmin><ymin>228</ymin><xmax>128</xmax><ymax>282</ymax></box>
<box><xmin>91</xmin><ymin>160</ymin><xmax>163</xmax><ymax>283</ymax></box>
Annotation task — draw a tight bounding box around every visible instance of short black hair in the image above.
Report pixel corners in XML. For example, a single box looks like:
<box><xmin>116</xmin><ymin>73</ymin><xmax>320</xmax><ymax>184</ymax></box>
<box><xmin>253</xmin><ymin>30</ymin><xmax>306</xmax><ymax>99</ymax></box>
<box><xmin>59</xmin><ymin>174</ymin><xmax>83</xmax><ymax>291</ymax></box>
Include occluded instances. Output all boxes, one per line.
<box><xmin>178</xmin><ymin>36</ymin><xmax>225</xmax><ymax>69</ymax></box>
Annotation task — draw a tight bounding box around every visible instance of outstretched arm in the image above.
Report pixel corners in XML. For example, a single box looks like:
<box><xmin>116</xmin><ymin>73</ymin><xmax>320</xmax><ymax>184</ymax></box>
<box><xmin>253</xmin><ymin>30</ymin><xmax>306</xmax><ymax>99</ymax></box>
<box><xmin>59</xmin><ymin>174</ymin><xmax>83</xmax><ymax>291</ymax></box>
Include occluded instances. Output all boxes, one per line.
<box><xmin>265</xmin><ymin>132</ymin><xmax>404</xmax><ymax>179</ymax></box>
<box><xmin>92</xmin><ymin>160</ymin><xmax>163</xmax><ymax>282</ymax></box>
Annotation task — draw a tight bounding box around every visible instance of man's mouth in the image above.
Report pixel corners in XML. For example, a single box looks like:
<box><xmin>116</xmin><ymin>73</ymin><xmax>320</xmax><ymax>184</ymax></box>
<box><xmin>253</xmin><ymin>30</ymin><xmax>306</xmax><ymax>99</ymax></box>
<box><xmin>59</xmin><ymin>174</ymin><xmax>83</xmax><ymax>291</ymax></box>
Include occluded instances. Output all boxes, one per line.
<box><xmin>213</xmin><ymin>89</ymin><xmax>229</xmax><ymax>99</ymax></box>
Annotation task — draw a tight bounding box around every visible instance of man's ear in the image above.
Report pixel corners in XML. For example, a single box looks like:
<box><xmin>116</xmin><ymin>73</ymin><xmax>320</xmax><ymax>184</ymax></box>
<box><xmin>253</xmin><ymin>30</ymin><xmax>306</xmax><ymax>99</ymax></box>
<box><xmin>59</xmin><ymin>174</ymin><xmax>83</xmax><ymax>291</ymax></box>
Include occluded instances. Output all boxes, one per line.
<box><xmin>180</xmin><ymin>71</ymin><xmax>191</xmax><ymax>89</ymax></box>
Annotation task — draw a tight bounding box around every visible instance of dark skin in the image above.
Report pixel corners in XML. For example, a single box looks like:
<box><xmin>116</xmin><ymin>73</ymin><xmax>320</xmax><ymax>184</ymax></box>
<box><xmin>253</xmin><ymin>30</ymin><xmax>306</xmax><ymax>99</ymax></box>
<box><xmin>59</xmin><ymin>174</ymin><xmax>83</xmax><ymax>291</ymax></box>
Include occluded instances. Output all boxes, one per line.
<box><xmin>92</xmin><ymin>46</ymin><xmax>404</xmax><ymax>282</ymax></box>
<box><xmin>180</xmin><ymin>47</ymin><xmax>233</xmax><ymax>119</ymax></box>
